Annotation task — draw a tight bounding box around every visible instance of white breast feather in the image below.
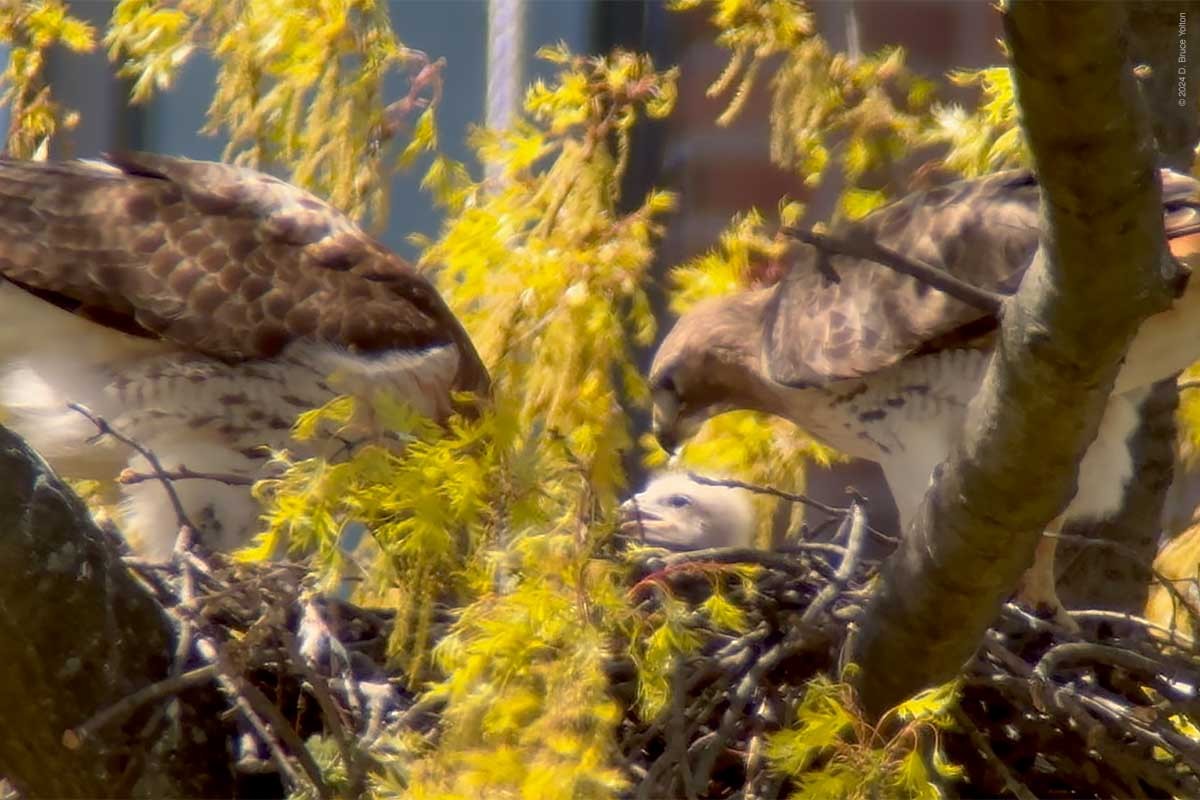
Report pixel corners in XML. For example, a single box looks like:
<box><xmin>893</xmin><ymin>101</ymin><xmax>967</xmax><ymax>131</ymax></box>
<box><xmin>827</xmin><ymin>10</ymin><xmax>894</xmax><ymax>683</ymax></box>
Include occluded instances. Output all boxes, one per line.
<box><xmin>786</xmin><ymin>347</ymin><xmax>1141</xmax><ymax>529</ymax></box>
<box><xmin>1118</xmin><ymin>269</ymin><xmax>1200</xmax><ymax>393</ymax></box>
<box><xmin>1</xmin><ymin>277</ymin><xmax>463</xmax><ymax>559</ymax></box>
<box><xmin>302</xmin><ymin>341</ymin><xmax>460</xmax><ymax>423</ymax></box>
<box><xmin>787</xmin><ymin>348</ymin><xmax>990</xmax><ymax>462</ymax></box>
<box><xmin>0</xmin><ymin>281</ymin><xmax>173</xmax><ymax>473</ymax></box>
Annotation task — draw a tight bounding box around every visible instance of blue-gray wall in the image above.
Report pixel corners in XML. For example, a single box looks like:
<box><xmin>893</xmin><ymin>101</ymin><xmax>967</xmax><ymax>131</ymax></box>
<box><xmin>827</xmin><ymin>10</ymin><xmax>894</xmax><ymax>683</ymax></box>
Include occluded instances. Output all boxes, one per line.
<box><xmin>47</xmin><ymin>0</ymin><xmax>595</xmax><ymax>256</ymax></box>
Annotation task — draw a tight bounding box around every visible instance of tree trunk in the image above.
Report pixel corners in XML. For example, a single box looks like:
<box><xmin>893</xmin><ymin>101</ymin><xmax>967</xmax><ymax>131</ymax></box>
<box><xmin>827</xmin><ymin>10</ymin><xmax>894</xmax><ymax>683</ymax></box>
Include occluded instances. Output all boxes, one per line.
<box><xmin>847</xmin><ymin>0</ymin><xmax>1180</xmax><ymax>718</ymax></box>
<box><xmin>1058</xmin><ymin>380</ymin><xmax>1177</xmax><ymax>612</ymax></box>
<box><xmin>0</xmin><ymin>424</ymin><xmax>233</xmax><ymax>797</ymax></box>
<box><xmin>1056</xmin><ymin>1</ymin><xmax>1200</xmax><ymax>612</ymax></box>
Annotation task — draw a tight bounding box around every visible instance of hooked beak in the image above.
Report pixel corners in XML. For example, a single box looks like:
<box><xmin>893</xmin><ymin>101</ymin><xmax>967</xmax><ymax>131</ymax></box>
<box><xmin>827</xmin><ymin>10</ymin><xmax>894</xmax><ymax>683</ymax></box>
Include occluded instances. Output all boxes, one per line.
<box><xmin>617</xmin><ymin>499</ymin><xmax>667</xmax><ymax>541</ymax></box>
<box><xmin>653</xmin><ymin>423</ymin><xmax>678</xmax><ymax>455</ymax></box>
<box><xmin>619</xmin><ymin>498</ymin><xmax>657</xmax><ymax>526</ymax></box>
<box><xmin>651</xmin><ymin>394</ymin><xmax>691</xmax><ymax>456</ymax></box>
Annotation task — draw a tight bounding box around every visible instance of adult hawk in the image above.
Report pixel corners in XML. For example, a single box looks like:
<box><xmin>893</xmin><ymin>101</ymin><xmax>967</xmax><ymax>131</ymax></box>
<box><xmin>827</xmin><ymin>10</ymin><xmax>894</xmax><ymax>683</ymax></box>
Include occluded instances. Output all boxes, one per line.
<box><xmin>0</xmin><ymin>153</ymin><xmax>489</xmax><ymax>560</ymax></box>
<box><xmin>649</xmin><ymin>169</ymin><xmax>1200</xmax><ymax>613</ymax></box>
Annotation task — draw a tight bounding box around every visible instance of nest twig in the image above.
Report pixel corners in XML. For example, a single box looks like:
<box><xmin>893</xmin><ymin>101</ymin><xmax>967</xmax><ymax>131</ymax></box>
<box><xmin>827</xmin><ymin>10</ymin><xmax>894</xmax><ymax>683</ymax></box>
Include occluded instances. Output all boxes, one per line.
<box><xmin>616</xmin><ymin>484</ymin><xmax>1200</xmax><ymax>799</ymax></box>
<box><xmin>78</xmin><ymin>488</ymin><xmax>1200</xmax><ymax>799</ymax></box>
<box><xmin>88</xmin><ymin>547</ymin><xmax>406</xmax><ymax>798</ymax></box>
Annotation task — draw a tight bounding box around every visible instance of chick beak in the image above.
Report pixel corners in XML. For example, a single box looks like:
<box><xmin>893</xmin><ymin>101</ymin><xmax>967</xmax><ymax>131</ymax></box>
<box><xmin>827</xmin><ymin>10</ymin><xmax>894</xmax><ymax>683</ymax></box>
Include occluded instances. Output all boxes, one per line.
<box><xmin>618</xmin><ymin>499</ymin><xmax>661</xmax><ymax>539</ymax></box>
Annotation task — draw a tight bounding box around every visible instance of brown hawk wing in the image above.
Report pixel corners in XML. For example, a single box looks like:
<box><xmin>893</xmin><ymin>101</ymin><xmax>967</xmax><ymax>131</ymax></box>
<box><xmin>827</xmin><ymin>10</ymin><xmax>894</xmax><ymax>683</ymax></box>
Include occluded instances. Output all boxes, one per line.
<box><xmin>0</xmin><ymin>152</ymin><xmax>489</xmax><ymax>396</ymax></box>
<box><xmin>762</xmin><ymin>170</ymin><xmax>1040</xmax><ymax>388</ymax></box>
<box><xmin>763</xmin><ymin>169</ymin><xmax>1200</xmax><ymax>388</ymax></box>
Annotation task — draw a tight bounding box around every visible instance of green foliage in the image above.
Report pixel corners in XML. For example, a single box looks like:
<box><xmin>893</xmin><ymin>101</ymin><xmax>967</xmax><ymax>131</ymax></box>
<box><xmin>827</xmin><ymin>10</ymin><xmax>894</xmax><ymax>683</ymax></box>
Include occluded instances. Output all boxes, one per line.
<box><xmin>670</xmin><ymin>0</ymin><xmax>815</xmax><ymax>128</ymax></box>
<box><xmin>252</xmin><ymin>398</ymin><xmax>512</xmax><ymax>683</ymax></box>
<box><xmin>0</xmin><ymin>0</ymin><xmax>95</xmax><ymax>159</ymax></box>
<box><xmin>107</xmin><ymin>0</ymin><xmax>439</xmax><ymax>223</ymax></box>
<box><xmin>249</xmin><ymin>47</ymin><xmax>681</xmax><ymax>798</ymax></box>
<box><xmin>392</xmin><ymin>48</ymin><xmax>680</xmax><ymax>797</ymax></box>
<box><xmin>767</xmin><ymin>676</ymin><xmax>962</xmax><ymax>799</ymax></box>
<box><xmin>626</xmin><ymin>561</ymin><xmax>758</xmax><ymax>717</ymax></box>
<box><xmin>17</xmin><ymin>1</ymin><xmax>1171</xmax><ymax>796</ymax></box>
<box><xmin>930</xmin><ymin>66</ymin><xmax>1028</xmax><ymax>177</ymax></box>
<box><xmin>294</xmin><ymin>735</ymin><xmax>352</xmax><ymax>799</ymax></box>
<box><xmin>406</xmin><ymin>544</ymin><xmax>629</xmax><ymax>798</ymax></box>
<box><xmin>665</xmin><ymin>206</ymin><xmax>793</xmax><ymax>315</ymax></box>
<box><xmin>673</xmin><ymin>0</ymin><xmax>938</xmax><ymax>207</ymax></box>
<box><xmin>675</xmin><ymin>1</ymin><xmax>1031</xmax><ymax>209</ymax></box>
<box><xmin>1177</xmin><ymin>364</ymin><xmax>1200</xmax><ymax>466</ymax></box>
<box><xmin>422</xmin><ymin>47</ymin><xmax>678</xmax><ymax>505</ymax></box>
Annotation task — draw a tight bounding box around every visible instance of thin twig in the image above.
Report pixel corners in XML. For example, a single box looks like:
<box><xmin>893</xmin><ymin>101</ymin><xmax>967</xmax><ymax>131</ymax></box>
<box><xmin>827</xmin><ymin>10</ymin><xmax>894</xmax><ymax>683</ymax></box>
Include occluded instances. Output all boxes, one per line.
<box><xmin>782</xmin><ymin>226</ymin><xmax>1006</xmax><ymax>313</ymax></box>
<box><xmin>1058</xmin><ymin>682</ymin><xmax>1200</xmax><ymax>775</ymax></box>
<box><xmin>283</xmin><ymin>630</ymin><xmax>368</xmax><ymax>798</ymax></box>
<box><xmin>951</xmin><ymin>706</ymin><xmax>1037</xmax><ymax>800</ymax></box>
<box><xmin>299</xmin><ymin>599</ymin><xmax>366</xmax><ymax>724</ymax></box>
<box><xmin>1033</xmin><ymin>641</ymin><xmax>1165</xmax><ymax>685</ymax></box>
<box><xmin>1000</xmin><ymin>602</ymin><xmax>1078</xmax><ymax>639</ymax></box>
<box><xmin>172</xmin><ymin>527</ymin><xmax>199</xmax><ymax>675</ymax></box>
<box><xmin>685</xmin><ymin>473</ymin><xmax>897</xmax><ymax>544</ymax></box>
<box><xmin>194</xmin><ymin>633</ymin><xmax>332</xmax><ymax>799</ymax></box>
<box><xmin>802</xmin><ymin>497</ymin><xmax>867</xmax><ymax>627</ymax></box>
<box><xmin>658</xmin><ymin>546</ymin><xmax>830</xmax><ymax>572</ymax></box>
<box><xmin>1069</xmin><ymin>608</ymin><xmax>1197</xmax><ymax>650</ymax></box>
<box><xmin>69</xmin><ymin>403</ymin><xmax>196</xmax><ymax>531</ymax></box>
<box><xmin>62</xmin><ymin>665</ymin><xmax>217</xmax><ymax>750</ymax></box>
<box><xmin>689</xmin><ymin>634</ymin><xmax>805</xmax><ymax>794</ymax></box>
<box><xmin>1047</xmin><ymin>533</ymin><xmax>1197</xmax><ymax>631</ymax></box>
<box><xmin>378</xmin><ymin>53</ymin><xmax>445</xmax><ymax>141</ymax></box>
<box><xmin>121</xmin><ymin>466</ymin><xmax>256</xmax><ymax>487</ymax></box>
<box><xmin>670</xmin><ymin>658</ymin><xmax>699</xmax><ymax>800</ymax></box>
<box><xmin>980</xmin><ymin>636</ymin><xmax>1033</xmax><ymax>678</ymax></box>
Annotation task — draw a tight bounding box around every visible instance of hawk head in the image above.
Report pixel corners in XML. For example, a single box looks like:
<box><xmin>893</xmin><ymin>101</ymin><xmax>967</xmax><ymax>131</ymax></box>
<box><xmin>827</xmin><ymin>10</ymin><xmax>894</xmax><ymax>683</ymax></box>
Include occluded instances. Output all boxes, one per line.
<box><xmin>619</xmin><ymin>472</ymin><xmax>755</xmax><ymax>550</ymax></box>
<box><xmin>648</xmin><ymin>288</ymin><xmax>785</xmax><ymax>452</ymax></box>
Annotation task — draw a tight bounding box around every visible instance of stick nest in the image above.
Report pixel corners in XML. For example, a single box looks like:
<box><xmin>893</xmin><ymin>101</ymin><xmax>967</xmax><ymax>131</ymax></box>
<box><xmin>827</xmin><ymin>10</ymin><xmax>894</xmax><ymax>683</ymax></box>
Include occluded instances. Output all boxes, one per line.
<box><xmin>107</xmin><ymin>531</ymin><xmax>1200</xmax><ymax>799</ymax></box>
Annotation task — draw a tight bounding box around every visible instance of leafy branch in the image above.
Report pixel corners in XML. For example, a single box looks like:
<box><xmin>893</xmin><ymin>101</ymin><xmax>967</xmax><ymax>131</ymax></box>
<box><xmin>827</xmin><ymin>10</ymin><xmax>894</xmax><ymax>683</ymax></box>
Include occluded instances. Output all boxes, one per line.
<box><xmin>0</xmin><ymin>0</ymin><xmax>95</xmax><ymax>159</ymax></box>
<box><xmin>107</xmin><ymin>0</ymin><xmax>440</xmax><ymax>223</ymax></box>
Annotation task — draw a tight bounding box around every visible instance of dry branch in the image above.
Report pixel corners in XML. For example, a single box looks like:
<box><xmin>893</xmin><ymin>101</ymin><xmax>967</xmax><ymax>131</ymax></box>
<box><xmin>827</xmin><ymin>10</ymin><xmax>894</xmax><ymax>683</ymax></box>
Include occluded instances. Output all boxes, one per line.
<box><xmin>69</xmin><ymin>403</ymin><xmax>197</xmax><ymax>531</ymax></box>
<box><xmin>782</xmin><ymin>226</ymin><xmax>1006</xmax><ymax>313</ymax></box>
<box><xmin>4</xmin><ymin>436</ymin><xmax>1197</xmax><ymax>796</ymax></box>
<box><xmin>623</xmin><ymin>526</ymin><xmax>1200</xmax><ymax>797</ymax></box>
<box><xmin>848</xmin><ymin>0</ymin><xmax>1181</xmax><ymax>717</ymax></box>
<box><xmin>0</xmin><ymin>425</ymin><xmax>232</xmax><ymax>797</ymax></box>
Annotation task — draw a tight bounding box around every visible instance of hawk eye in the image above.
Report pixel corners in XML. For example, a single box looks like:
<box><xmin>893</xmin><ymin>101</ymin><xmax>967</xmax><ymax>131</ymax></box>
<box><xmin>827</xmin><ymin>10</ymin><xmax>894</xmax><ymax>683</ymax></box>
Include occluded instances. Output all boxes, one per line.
<box><xmin>665</xmin><ymin>494</ymin><xmax>692</xmax><ymax>508</ymax></box>
<box><xmin>658</xmin><ymin>376</ymin><xmax>677</xmax><ymax>395</ymax></box>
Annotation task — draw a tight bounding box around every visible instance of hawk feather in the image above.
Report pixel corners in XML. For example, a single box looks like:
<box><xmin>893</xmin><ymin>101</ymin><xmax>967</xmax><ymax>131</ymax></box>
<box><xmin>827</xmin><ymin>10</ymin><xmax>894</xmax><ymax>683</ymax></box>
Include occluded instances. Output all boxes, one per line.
<box><xmin>763</xmin><ymin>169</ymin><xmax>1200</xmax><ymax>387</ymax></box>
<box><xmin>0</xmin><ymin>153</ymin><xmax>489</xmax><ymax>559</ymax></box>
<box><xmin>0</xmin><ymin>152</ymin><xmax>487</xmax><ymax>392</ymax></box>
<box><xmin>650</xmin><ymin>167</ymin><xmax>1200</xmax><ymax>530</ymax></box>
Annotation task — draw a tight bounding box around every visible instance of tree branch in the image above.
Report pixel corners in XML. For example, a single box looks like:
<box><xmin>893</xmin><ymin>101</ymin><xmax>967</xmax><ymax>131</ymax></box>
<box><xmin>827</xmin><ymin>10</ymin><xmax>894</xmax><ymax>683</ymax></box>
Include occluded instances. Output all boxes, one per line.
<box><xmin>1058</xmin><ymin>380</ymin><xmax>1177</xmax><ymax>613</ymax></box>
<box><xmin>848</xmin><ymin>1</ymin><xmax>1182</xmax><ymax>717</ymax></box>
<box><xmin>1058</xmin><ymin>0</ymin><xmax>1200</xmax><ymax>615</ymax></box>
<box><xmin>0</xmin><ymin>425</ymin><xmax>233</xmax><ymax>797</ymax></box>
<box><xmin>1129</xmin><ymin>1</ymin><xmax>1200</xmax><ymax>171</ymax></box>
<box><xmin>782</xmin><ymin>226</ymin><xmax>1006</xmax><ymax>314</ymax></box>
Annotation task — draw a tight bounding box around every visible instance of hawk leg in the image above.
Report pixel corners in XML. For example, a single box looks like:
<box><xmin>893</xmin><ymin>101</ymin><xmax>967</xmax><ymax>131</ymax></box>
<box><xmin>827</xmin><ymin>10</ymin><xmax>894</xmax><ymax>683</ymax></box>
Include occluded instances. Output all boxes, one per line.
<box><xmin>119</xmin><ymin>441</ymin><xmax>263</xmax><ymax>561</ymax></box>
<box><xmin>1010</xmin><ymin>389</ymin><xmax>1143</xmax><ymax>633</ymax></box>
<box><xmin>1013</xmin><ymin>530</ymin><xmax>1079</xmax><ymax>632</ymax></box>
